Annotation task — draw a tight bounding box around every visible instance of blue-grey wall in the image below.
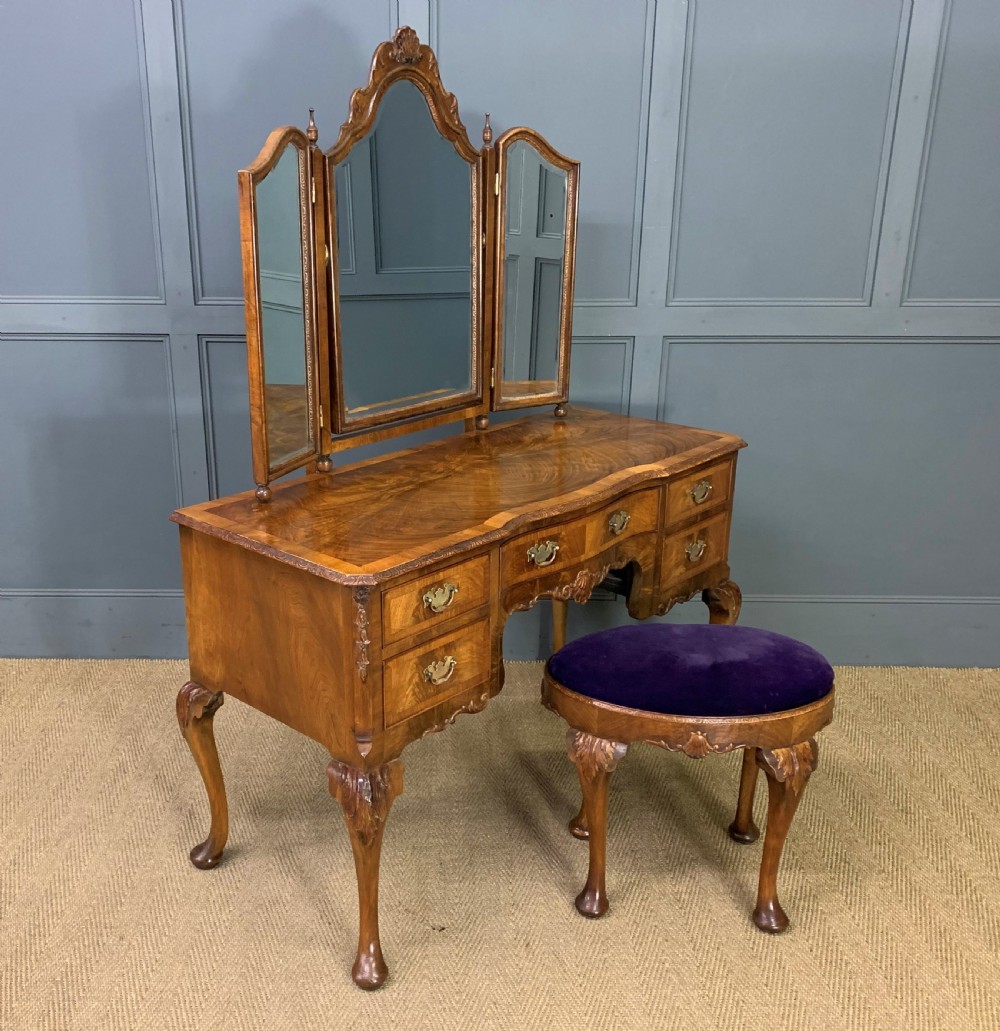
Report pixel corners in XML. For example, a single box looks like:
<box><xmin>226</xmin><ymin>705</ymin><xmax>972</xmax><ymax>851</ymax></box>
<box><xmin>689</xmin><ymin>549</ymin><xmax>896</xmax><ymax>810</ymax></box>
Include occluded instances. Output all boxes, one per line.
<box><xmin>1</xmin><ymin>0</ymin><xmax>998</xmax><ymax>664</ymax></box>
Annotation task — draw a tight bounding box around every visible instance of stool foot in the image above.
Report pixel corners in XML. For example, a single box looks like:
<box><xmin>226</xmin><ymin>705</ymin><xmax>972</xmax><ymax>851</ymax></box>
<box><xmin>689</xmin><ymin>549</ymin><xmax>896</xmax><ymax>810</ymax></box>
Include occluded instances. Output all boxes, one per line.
<box><xmin>568</xmin><ymin>806</ymin><xmax>589</xmax><ymax>840</ymax></box>
<box><xmin>575</xmin><ymin>886</ymin><xmax>609</xmax><ymax>918</ymax></box>
<box><xmin>753</xmin><ymin>898</ymin><xmax>789</xmax><ymax>933</ymax></box>
<box><xmin>728</xmin><ymin>824</ymin><xmax>759</xmax><ymax>845</ymax></box>
<box><xmin>566</xmin><ymin>730</ymin><xmax>628</xmax><ymax>919</ymax></box>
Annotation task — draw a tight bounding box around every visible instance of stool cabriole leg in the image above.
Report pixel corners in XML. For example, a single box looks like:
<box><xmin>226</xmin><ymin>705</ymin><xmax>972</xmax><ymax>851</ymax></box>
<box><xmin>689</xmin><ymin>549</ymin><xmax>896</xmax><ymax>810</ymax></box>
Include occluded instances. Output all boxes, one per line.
<box><xmin>728</xmin><ymin>746</ymin><xmax>761</xmax><ymax>844</ymax></box>
<box><xmin>566</xmin><ymin>729</ymin><xmax>627</xmax><ymax>918</ymax></box>
<box><xmin>753</xmin><ymin>740</ymin><xmax>818</xmax><ymax>933</ymax></box>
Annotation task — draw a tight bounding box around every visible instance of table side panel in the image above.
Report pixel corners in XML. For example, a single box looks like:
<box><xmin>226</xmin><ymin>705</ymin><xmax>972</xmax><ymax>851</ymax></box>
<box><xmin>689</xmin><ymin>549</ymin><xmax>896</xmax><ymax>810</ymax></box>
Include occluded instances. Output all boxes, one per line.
<box><xmin>180</xmin><ymin>527</ymin><xmax>358</xmax><ymax>758</ymax></box>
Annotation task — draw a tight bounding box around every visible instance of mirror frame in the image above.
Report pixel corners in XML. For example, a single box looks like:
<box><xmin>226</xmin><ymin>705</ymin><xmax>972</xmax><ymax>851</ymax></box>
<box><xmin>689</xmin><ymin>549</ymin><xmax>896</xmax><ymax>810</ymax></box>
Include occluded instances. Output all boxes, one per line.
<box><xmin>491</xmin><ymin>127</ymin><xmax>579</xmax><ymax>411</ymax></box>
<box><xmin>238</xmin><ymin>125</ymin><xmax>325</xmax><ymax>496</ymax></box>
<box><xmin>324</xmin><ymin>27</ymin><xmax>485</xmax><ymax>435</ymax></box>
<box><xmin>237</xmin><ymin>29</ymin><xmax>584</xmax><ymax>498</ymax></box>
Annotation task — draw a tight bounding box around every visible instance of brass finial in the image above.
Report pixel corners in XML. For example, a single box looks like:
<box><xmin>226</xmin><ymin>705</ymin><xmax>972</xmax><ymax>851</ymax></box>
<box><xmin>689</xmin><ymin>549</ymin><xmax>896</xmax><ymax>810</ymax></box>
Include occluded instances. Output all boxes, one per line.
<box><xmin>482</xmin><ymin>112</ymin><xmax>493</xmax><ymax>145</ymax></box>
<box><xmin>307</xmin><ymin>108</ymin><xmax>318</xmax><ymax>144</ymax></box>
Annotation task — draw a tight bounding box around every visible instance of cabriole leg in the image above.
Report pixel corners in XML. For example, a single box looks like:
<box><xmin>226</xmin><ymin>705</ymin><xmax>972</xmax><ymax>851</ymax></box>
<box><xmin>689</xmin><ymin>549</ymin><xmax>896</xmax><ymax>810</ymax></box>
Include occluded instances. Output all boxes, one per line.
<box><xmin>552</xmin><ymin>598</ymin><xmax>568</xmax><ymax>653</ymax></box>
<box><xmin>702</xmin><ymin>578</ymin><xmax>742</xmax><ymax>625</ymax></box>
<box><xmin>566</xmin><ymin>730</ymin><xmax>627</xmax><ymax>918</ymax></box>
<box><xmin>752</xmin><ymin>740</ymin><xmax>818</xmax><ymax>933</ymax></box>
<box><xmin>728</xmin><ymin>746</ymin><xmax>760</xmax><ymax>844</ymax></box>
<box><xmin>176</xmin><ymin>681</ymin><xmax>229</xmax><ymax>870</ymax></box>
<box><xmin>327</xmin><ymin>758</ymin><xmax>404</xmax><ymax>990</ymax></box>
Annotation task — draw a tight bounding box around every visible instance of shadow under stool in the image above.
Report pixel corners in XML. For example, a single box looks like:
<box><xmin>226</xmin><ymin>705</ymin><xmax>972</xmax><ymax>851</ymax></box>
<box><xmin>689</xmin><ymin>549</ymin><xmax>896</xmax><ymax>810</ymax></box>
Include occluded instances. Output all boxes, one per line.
<box><xmin>541</xmin><ymin>622</ymin><xmax>835</xmax><ymax>932</ymax></box>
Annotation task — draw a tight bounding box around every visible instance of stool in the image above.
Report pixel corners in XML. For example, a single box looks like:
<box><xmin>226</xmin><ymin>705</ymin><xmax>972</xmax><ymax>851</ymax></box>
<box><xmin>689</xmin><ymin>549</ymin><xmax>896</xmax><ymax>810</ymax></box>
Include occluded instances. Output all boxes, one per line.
<box><xmin>541</xmin><ymin>622</ymin><xmax>835</xmax><ymax>932</ymax></box>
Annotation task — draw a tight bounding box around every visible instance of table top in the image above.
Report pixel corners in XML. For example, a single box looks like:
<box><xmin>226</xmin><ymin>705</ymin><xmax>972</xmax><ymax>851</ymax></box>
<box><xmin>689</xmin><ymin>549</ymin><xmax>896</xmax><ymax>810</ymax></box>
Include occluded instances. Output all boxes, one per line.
<box><xmin>171</xmin><ymin>408</ymin><xmax>745</xmax><ymax>584</ymax></box>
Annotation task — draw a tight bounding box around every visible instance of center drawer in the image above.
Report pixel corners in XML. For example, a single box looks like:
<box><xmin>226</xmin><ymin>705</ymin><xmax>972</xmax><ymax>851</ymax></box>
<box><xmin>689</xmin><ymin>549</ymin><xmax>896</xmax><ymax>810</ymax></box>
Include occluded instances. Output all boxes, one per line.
<box><xmin>501</xmin><ymin>487</ymin><xmax>661</xmax><ymax>587</ymax></box>
<box><xmin>382</xmin><ymin>618</ymin><xmax>491</xmax><ymax>727</ymax></box>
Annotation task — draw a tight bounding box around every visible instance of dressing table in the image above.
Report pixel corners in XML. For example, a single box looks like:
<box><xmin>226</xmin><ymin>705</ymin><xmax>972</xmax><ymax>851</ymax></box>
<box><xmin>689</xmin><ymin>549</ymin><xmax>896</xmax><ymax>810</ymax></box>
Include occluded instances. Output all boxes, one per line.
<box><xmin>172</xmin><ymin>29</ymin><xmax>745</xmax><ymax>990</ymax></box>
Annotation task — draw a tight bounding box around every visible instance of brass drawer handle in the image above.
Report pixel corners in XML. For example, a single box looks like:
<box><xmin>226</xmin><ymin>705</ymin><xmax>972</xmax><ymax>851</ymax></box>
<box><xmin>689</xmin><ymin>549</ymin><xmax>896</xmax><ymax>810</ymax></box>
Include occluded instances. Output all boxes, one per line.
<box><xmin>608</xmin><ymin>510</ymin><xmax>630</xmax><ymax>536</ymax></box>
<box><xmin>527</xmin><ymin>540</ymin><xmax>560</xmax><ymax>567</ymax></box>
<box><xmin>422</xmin><ymin>582</ymin><xmax>459</xmax><ymax>613</ymax></box>
<box><xmin>423</xmin><ymin>655</ymin><xmax>457</xmax><ymax>686</ymax></box>
<box><xmin>690</xmin><ymin>480</ymin><xmax>713</xmax><ymax>505</ymax></box>
<box><xmin>685</xmin><ymin>538</ymin><xmax>707</xmax><ymax>562</ymax></box>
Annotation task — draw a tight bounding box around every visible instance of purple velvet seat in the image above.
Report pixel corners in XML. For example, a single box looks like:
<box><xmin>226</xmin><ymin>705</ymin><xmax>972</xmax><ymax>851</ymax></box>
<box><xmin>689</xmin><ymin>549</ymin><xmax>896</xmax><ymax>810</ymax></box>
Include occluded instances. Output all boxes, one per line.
<box><xmin>547</xmin><ymin>623</ymin><xmax>833</xmax><ymax>718</ymax></box>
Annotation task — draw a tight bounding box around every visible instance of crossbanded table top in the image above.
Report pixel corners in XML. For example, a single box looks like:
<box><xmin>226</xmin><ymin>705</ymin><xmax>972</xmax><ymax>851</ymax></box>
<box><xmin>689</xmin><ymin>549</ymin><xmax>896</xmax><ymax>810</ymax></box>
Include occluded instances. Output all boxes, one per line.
<box><xmin>171</xmin><ymin>408</ymin><xmax>745</xmax><ymax>583</ymax></box>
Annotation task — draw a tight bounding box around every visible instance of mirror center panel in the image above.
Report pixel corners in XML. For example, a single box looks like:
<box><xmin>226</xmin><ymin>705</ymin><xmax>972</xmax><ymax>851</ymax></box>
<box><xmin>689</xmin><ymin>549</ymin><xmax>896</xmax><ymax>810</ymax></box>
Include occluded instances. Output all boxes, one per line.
<box><xmin>332</xmin><ymin>80</ymin><xmax>474</xmax><ymax>425</ymax></box>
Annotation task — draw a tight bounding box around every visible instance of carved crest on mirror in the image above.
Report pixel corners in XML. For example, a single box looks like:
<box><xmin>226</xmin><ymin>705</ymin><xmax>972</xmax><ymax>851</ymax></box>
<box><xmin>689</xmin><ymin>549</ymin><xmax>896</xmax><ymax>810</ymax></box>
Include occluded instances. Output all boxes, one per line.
<box><xmin>237</xmin><ymin>27</ymin><xmax>581</xmax><ymax>500</ymax></box>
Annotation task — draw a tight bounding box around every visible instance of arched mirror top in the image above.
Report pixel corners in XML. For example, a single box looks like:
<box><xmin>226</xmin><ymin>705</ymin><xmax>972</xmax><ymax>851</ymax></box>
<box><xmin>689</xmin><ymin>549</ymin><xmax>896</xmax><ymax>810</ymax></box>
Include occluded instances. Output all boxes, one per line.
<box><xmin>244</xmin><ymin>124</ymin><xmax>312</xmax><ymax>181</ymax></box>
<box><xmin>325</xmin><ymin>26</ymin><xmax>478</xmax><ymax>166</ymax></box>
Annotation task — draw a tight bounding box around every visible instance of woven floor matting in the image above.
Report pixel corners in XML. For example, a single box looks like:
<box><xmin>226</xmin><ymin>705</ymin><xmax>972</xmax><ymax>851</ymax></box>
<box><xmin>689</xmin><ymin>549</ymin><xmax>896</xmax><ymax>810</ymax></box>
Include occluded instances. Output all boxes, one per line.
<box><xmin>2</xmin><ymin>659</ymin><xmax>998</xmax><ymax>1030</ymax></box>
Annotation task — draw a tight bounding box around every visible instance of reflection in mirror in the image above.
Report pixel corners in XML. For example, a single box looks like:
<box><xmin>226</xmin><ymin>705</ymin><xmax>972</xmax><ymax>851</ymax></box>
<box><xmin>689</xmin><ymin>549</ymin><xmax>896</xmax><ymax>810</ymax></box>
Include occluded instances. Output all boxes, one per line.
<box><xmin>256</xmin><ymin>145</ymin><xmax>312</xmax><ymax>466</ymax></box>
<box><xmin>501</xmin><ymin>141</ymin><xmax>568</xmax><ymax>393</ymax></box>
<box><xmin>333</xmin><ymin>79</ymin><xmax>473</xmax><ymax>424</ymax></box>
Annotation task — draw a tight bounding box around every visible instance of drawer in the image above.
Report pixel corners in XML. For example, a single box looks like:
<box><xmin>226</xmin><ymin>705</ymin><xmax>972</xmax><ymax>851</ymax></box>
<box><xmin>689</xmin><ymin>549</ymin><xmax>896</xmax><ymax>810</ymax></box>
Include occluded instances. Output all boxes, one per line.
<box><xmin>383</xmin><ymin>619</ymin><xmax>491</xmax><ymax>727</ymax></box>
<box><xmin>501</xmin><ymin>488</ymin><xmax>660</xmax><ymax>587</ymax></box>
<box><xmin>382</xmin><ymin>553</ymin><xmax>491</xmax><ymax>645</ymax></box>
<box><xmin>660</xmin><ymin>510</ymin><xmax>731</xmax><ymax>586</ymax></box>
<box><xmin>666</xmin><ymin>460</ymin><xmax>732</xmax><ymax>527</ymax></box>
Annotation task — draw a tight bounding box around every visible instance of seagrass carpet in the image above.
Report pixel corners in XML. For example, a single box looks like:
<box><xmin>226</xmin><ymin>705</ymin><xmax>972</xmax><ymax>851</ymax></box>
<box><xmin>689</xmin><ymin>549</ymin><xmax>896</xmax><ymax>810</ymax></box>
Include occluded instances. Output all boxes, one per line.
<box><xmin>2</xmin><ymin>659</ymin><xmax>999</xmax><ymax>1031</ymax></box>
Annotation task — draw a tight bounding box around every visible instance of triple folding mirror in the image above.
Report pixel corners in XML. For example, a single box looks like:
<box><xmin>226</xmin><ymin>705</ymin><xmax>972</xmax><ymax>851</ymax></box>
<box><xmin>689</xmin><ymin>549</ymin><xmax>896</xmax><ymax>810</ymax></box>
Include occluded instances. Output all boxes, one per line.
<box><xmin>238</xmin><ymin>28</ymin><xmax>579</xmax><ymax>499</ymax></box>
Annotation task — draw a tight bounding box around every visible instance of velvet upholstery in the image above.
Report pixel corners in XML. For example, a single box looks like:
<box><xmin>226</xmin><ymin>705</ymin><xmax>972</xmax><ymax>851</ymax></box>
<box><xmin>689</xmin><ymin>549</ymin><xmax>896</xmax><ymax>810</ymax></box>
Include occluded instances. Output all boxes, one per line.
<box><xmin>547</xmin><ymin>624</ymin><xmax>833</xmax><ymax>718</ymax></box>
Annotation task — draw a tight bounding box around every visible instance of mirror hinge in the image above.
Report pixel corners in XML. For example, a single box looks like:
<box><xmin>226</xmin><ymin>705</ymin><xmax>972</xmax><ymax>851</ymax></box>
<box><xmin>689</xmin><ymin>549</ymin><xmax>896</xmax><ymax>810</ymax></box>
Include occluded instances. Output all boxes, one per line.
<box><xmin>494</xmin><ymin>173</ymin><xmax>499</xmax><ymax>196</ymax></box>
<box><xmin>490</xmin><ymin>367</ymin><xmax>495</xmax><ymax>388</ymax></box>
<box><xmin>319</xmin><ymin>406</ymin><xmax>324</xmax><ymax>429</ymax></box>
<box><xmin>311</xmin><ymin>179</ymin><xmax>316</xmax><ymax>205</ymax></box>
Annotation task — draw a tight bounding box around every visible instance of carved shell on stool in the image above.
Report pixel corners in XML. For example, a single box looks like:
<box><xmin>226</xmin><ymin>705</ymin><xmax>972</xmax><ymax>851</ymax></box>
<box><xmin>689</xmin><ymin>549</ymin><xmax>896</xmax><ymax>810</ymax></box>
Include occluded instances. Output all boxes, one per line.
<box><xmin>647</xmin><ymin>730</ymin><xmax>745</xmax><ymax>759</ymax></box>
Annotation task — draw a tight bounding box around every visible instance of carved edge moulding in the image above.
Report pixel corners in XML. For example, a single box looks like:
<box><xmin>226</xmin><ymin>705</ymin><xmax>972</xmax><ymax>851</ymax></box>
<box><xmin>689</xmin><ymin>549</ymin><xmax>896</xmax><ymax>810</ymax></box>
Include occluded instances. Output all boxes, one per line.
<box><xmin>237</xmin><ymin>27</ymin><xmax>580</xmax><ymax>498</ymax></box>
<box><xmin>491</xmin><ymin>127</ymin><xmax>580</xmax><ymax>411</ymax></box>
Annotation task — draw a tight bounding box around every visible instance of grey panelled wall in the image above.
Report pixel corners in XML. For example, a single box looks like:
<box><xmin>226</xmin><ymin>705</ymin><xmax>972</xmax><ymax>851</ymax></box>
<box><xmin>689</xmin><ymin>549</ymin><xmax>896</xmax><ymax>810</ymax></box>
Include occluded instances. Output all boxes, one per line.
<box><xmin>0</xmin><ymin>0</ymin><xmax>997</xmax><ymax>664</ymax></box>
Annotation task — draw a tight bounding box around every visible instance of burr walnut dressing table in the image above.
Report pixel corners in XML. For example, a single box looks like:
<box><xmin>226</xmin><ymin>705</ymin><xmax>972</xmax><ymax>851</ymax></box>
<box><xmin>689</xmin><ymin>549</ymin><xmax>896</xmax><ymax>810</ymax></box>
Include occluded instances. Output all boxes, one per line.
<box><xmin>171</xmin><ymin>29</ymin><xmax>745</xmax><ymax>990</ymax></box>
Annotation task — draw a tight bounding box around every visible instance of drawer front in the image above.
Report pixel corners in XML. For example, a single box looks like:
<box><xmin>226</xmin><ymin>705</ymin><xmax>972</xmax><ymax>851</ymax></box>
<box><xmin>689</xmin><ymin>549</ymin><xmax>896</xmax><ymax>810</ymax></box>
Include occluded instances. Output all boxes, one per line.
<box><xmin>382</xmin><ymin>554</ymin><xmax>491</xmax><ymax>645</ymax></box>
<box><xmin>383</xmin><ymin>619</ymin><xmax>491</xmax><ymax>727</ymax></box>
<box><xmin>584</xmin><ymin>487</ymin><xmax>660</xmax><ymax>553</ymax></box>
<box><xmin>666</xmin><ymin>460</ymin><xmax>732</xmax><ymax>527</ymax></box>
<box><xmin>501</xmin><ymin>488</ymin><xmax>660</xmax><ymax>587</ymax></box>
<box><xmin>660</xmin><ymin>510</ymin><xmax>731</xmax><ymax>586</ymax></box>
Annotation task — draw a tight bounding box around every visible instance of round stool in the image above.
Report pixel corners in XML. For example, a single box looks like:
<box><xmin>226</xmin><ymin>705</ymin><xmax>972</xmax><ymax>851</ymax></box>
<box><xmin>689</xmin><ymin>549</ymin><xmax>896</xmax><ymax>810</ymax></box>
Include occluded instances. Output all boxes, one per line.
<box><xmin>541</xmin><ymin>622</ymin><xmax>835</xmax><ymax>932</ymax></box>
